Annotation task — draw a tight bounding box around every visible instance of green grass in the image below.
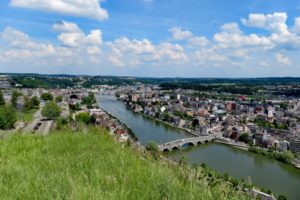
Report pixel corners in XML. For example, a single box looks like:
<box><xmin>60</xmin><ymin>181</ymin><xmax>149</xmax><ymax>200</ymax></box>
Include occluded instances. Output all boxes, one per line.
<box><xmin>16</xmin><ymin>109</ymin><xmax>37</xmax><ymax>123</ymax></box>
<box><xmin>0</xmin><ymin>127</ymin><xmax>251</xmax><ymax>200</ymax></box>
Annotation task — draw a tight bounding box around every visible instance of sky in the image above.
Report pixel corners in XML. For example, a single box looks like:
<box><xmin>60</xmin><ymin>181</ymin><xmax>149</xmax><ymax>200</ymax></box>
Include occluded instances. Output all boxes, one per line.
<box><xmin>0</xmin><ymin>0</ymin><xmax>300</xmax><ymax>77</ymax></box>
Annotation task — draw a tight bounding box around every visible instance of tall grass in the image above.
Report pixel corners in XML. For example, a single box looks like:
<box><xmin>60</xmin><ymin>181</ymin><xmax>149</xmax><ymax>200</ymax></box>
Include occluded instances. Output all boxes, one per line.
<box><xmin>0</xmin><ymin>127</ymin><xmax>252</xmax><ymax>200</ymax></box>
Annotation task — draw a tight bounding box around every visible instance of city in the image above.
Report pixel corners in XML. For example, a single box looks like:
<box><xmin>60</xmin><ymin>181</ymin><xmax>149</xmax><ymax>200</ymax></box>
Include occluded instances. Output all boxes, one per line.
<box><xmin>1</xmin><ymin>0</ymin><xmax>300</xmax><ymax>199</ymax></box>
<box><xmin>1</xmin><ymin>74</ymin><xmax>300</xmax><ymax>199</ymax></box>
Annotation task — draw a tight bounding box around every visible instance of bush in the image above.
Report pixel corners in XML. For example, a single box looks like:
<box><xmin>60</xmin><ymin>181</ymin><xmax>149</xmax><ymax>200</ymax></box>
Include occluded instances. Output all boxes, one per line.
<box><xmin>0</xmin><ymin>90</ymin><xmax>5</xmax><ymax>106</ymax></box>
<box><xmin>41</xmin><ymin>93</ymin><xmax>53</xmax><ymax>101</ymax></box>
<box><xmin>11</xmin><ymin>89</ymin><xmax>22</xmax><ymax>108</ymax></box>
<box><xmin>0</xmin><ymin>105</ymin><xmax>17</xmax><ymax>130</ymax></box>
<box><xmin>41</xmin><ymin>101</ymin><xmax>61</xmax><ymax>120</ymax></box>
<box><xmin>238</xmin><ymin>133</ymin><xmax>250</xmax><ymax>143</ymax></box>
<box><xmin>75</xmin><ymin>112</ymin><xmax>91</xmax><ymax>124</ymax></box>
<box><xmin>24</xmin><ymin>96</ymin><xmax>40</xmax><ymax>111</ymax></box>
<box><xmin>55</xmin><ymin>96</ymin><xmax>63</xmax><ymax>103</ymax></box>
<box><xmin>146</xmin><ymin>141</ymin><xmax>159</xmax><ymax>160</ymax></box>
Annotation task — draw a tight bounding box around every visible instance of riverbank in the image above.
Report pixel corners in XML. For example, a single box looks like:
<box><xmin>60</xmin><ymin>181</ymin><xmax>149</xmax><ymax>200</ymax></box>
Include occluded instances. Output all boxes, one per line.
<box><xmin>98</xmin><ymin>94</ymin><xmax>300</xmax><ymax>200</ymax></box>
<box><xmin>123</xmin><ymin>100</ymin><xmax>300</xmax><ymax>170</ymax></box>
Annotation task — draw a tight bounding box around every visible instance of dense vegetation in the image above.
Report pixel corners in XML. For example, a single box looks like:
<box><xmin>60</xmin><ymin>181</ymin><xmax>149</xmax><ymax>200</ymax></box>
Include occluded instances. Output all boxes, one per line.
<box><xmin>249</xmin><ymin>146</ymin><xmax>295</xmax><ymax>164</ymax></box>
<box><xmin>0</xmin><ymin>127</ymin><xmax>252</xmax><ymax>200</ymax></box>
<box><xmin>0</xmin><ymin>105</ymin><xmax>17</xmax><ymax>130</ymax></box>
<box><xmin>12</xmin><ymin>75</ymin><xmax>76</xmax><ymax>88</ymax></box>
<box><xmin>41</xmin><ymin>101</ymin><xmax>61</xmax><ymax>119</ymax></box>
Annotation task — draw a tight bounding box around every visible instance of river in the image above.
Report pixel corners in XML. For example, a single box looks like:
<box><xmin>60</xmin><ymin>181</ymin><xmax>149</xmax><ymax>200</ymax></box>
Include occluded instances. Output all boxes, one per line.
<box><xmin>98</xmin><ymin>95</ymin><xmax>300</xmax><ymax>200</ymax></box>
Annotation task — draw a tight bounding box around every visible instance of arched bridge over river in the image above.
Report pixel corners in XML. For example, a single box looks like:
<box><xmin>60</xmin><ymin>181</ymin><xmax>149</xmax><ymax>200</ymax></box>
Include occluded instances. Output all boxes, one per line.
<box><xmin>158</xmin><ymin>135</ymin><xmax>219</xmax><ymax>152</ymax></box>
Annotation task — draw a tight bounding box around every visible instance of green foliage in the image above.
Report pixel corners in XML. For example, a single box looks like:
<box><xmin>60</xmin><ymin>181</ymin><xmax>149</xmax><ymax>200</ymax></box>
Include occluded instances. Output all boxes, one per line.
<box><xmin>254</xmin><ymin>118</ymin><xmax>289</xmax><ymax>130</ymax></box>
<box><xmin>179</xmin><ymin>156</ymin><xmax>188</xmax><ymax>166</ymax></box>
<box><xmin>16</xmin><ymin>109</ymin><xmax>37</xmax><ymax>124</ymax></box>
<box><xmin>12</xmin><ymin>76</ymin><xmax>75</xmax><ymax>89</ymax></box>
<box><xmin>23</xmin><ymin>96</ymin><xmax>40</xmax><ymax>114</ymax></box>
<box><xmin>41</xmin><ymin>101</ymin><xmax>61</xmax><ymax>120</ymax></box>
<box><xmin>41</xmin><ymin>93</ymin><xmax>53</xmax><ymax>101</ymax></box>
<box><xmin>56</xmin><ymin>117</ymin><xmax>69</xmax><ymax>130</ymax></box>
<box><xmin>0</xmin><ymin>105</ymin><xmax>17</xmax><ymax>130</ymax></box>
<box><xmin>75</xmin><ymin>112</ymin><xmax>91</xmax><ymax>124</ymax></box>
<box><xmin>279</xmin><ymin>102</ymin><xmax>288</xmax><ymax>110</ymax></box>
<box><xmin>239</xmin><ymin>133</ymin><xmax>250</xmax><ymax>143</ymax></box>
<box><xmin>11</xmin><ymin>89</ymin><xmax>22</xmax><ymax>108</ymax></box>
<box><xmin>69</xmin><ymin>102</ymin><xmax>81</xmax><ymax>111</ymax></box>
<box><xmin>146</xmin><ymin>141</ymin><xmax>160</xmax><ymax>160</ymax></box>
<box><xmin>55</xmin><ymin>95</ymin><xmax>63</xmax><ymax>103</ymax></box>
<box><xmin>82</xmin><ymin>92</ymin><xmax>96</xmax><ymax>108</ymax></box>
<box><xmin>0</xmin><ymin>90</ymin><xmax>5</xmax><ymax>106</ymax></box>
<box><xmin>249</xmin><ymin>147</ymin><xmax>295</xmax><ymax>164</ymax></box>
<box><xmin>277</xmin><ymin>194</ymin><xmax>287</xmax><ymax>200</ymax></box>
<box><xmin>0</xmin><ymin>128</ymin><xmax>249</xmax><ymax>200</ymax></box>
<box><xmin>30</xmin><ymin>96</ymin><xmax>40</xmax><ymax>108</ymax></box>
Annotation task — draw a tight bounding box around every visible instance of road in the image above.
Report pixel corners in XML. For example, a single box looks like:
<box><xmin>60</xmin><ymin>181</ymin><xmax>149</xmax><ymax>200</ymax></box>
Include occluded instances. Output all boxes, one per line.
<box><xmin>23</xmin><ymin>108</ymin><xmax>42</xmax><ymax>133</ymax></box>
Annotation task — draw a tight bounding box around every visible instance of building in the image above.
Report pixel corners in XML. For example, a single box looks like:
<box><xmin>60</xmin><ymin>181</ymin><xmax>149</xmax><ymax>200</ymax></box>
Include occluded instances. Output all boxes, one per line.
<box><xmin>226</xmin><ymin>102</ymin><xmax>237</xmax><ymax>111</ymax></box>
<box><xmin>289</xmin><ymin>137</ymin><xmax>300</xmax><ymax>153</ymax></box>
<box><xmin>267</xmin><ymin>106</ymin><xmax>274</xmax><ymax>118</ymax></box>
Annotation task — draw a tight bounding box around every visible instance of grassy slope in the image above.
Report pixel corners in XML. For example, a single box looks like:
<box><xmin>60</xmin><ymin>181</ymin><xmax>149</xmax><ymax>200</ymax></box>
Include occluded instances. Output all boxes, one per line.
<box><xmin>16</xmin><ymin>109</ymin><xmax>38</xmax><ymax>123</ymax></box>
<box><xmin>0</xmin><ymin>127</ymin><xmax>251</xmax><ymax>200</ymax></box>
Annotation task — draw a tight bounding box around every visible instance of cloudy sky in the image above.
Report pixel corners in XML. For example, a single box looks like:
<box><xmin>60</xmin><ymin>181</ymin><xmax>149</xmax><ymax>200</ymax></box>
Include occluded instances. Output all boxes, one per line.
<box><xmin>0</xmin><ymin>0</ymin><xmax>300</xmax><ymax>77</ymax></box>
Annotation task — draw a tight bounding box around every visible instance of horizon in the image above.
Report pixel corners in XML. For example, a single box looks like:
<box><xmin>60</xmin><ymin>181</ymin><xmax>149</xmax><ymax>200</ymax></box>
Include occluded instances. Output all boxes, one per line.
<box><xmin>1</xmin><ymin>0</ymin><xmax>300</xmax><ymax>77</ymax></box>
<box><xmin>3</xmin><ymin>72</ymin><xmax>300</xmax><ymax>79</ymax></box>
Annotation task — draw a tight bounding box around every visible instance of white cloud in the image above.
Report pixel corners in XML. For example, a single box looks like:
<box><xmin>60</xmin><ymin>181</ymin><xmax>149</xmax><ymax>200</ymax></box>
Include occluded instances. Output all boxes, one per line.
<box><xmin>275</xmin><ymin>53</ymin><xmax>292</xmax><ymax>65</ymax></box>
<box><xmin>221</xmin><ymin>23</ymin><xmax>241</xmax><ymax>33</ymax></box>
<box><xmin>241</xmin><ymin>13</ymin><xmax>289</xmax><ymax>35</ymax></box>
<box><xmin>214</xmin><ymin>23</ymin><xmax>273</xmax><ymax>49</ymax></box>
<box><xmin>169</xmin><ymin>27</ymin><xmax>193</xmax><ymax>40</ymax></box>
<box><xmin>188</xmin><ymin>36</ymin><xmax>209</xmax><ymax>46</ymax></box>
<box><xmin>292</xmin><ymin>17</ymin><xmax>300</xmax><ymax>34</ymax></box>
<box><xmin>52</xmin><ymin>20</ymin><xmax>81</xmax><ymax>33</ymax></box>
<box><xmin>108</xmin><ymin>37</ymin><xmax>188</xmax><ymax>66</ymax></box>
<box><xmin>2</xmin><ymin>12</ymin><xmax>300</xmax><ymax>76</ymax></box>
<box><xmin>10</xmin><ymin>0</ymin><xmax>108</xmax><ymax>21</ymax></box>
<box><xmin>1</xmin><ymin>27</ymin><xmax>55</xmax><ymax>59</ymax></box>
<box><xmin>53</xmin><ymin>21</ymin><xmax>102</xmax><ymax>52</ymax></box>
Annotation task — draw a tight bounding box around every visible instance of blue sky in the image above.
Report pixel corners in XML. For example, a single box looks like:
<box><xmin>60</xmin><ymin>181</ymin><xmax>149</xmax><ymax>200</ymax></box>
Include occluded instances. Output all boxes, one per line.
<box><xmin>1</xmin><ymin>0</ymin><xmax>300</xmax><ymax>77</ymax></box>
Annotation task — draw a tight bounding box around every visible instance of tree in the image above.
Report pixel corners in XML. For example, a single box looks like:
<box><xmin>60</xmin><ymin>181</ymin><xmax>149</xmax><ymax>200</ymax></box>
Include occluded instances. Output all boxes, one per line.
<box><xmin>41</xmin><ymin>101</ymin><xmax>61</xmax><ymax>120</ymax></box>
<box><xmin>0</xmin><ymin>105</ymin><xmax>17</xmax><ymax>130</ymax></box>
<box><xmin>191</xmin><ymin>119</ymin><xmax>199</xmax><ymax>130</ymax></box>
<box><xmin>0</xmin><ymin>90</ymin><xmax>5</xmax><ymax>106</ymax></box>
<box><xmin>75</xmin><ymin>112</ymin><xmax>91</xmax><ymax>124</ymax></box>
<box><xmin>11</xmin><ymin>89</ymin><xmax>22</xmax><ymax>108</ymax></box>
<box><xmin>55</xmin><ymin>95</ymin><xmax>63</xmax><ymax>103</ymax></box>
<box><xmin>146</xmin><ymin>141</ymin><xmax>159</xmax><ymax>160</ymax></box>
<box><xmin>24</xmin><ymin>96</ymin><xmax>40</xmax><ymax>111</ymax></box>
<box><xmin>23</xmin><ymin>96</ymin><xmax>32</xmax><ymax>111</ymax></box>
<box><xmin>30</xmin><ymin>96</ymin><xmax>40</xmax><ymax>108</ymax></box>
<box><xmin>41</xmin><ymin>93</ymin><xmax>53</xmax><ymax>101</ymax></box>
<box><xmin>239</xmin><ymin>133</ymin><xmax>250</xmax><ymax>143</ymax></box>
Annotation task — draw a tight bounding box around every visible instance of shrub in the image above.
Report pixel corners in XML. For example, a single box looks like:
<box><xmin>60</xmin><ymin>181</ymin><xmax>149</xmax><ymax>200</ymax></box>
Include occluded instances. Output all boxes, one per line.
<box><xmin>75</xmin><ymin>112</ymin><xmax>91</xmax><ymax>124</ymax></box>
<box><xmin>0</xmin><ymin>105</ymin><xmax>17</xmax><ymax>130</ymax></box>
<box><xmin>41</xmin><ymin>101</ymin><xmax>61</xmax><ymax>120</ymax></box>
<box><xmin>41</xmin><ymin>93</ymin><xmax>53</xmax><ymax>101</ymax></box>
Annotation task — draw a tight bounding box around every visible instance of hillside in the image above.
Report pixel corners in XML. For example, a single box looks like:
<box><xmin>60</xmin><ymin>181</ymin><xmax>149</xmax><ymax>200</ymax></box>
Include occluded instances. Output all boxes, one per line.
<box><xmin>0</xmin><ymin>127</ymin><xmax>251</xmax><ymax>200</ymax></box>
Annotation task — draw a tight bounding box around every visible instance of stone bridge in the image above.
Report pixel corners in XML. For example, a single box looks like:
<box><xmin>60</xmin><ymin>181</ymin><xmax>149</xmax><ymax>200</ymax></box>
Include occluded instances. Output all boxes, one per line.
<box><xmin>158</xmin><ymin>135</ymin><xmax>218</xmax><ymax>152</ymax></box>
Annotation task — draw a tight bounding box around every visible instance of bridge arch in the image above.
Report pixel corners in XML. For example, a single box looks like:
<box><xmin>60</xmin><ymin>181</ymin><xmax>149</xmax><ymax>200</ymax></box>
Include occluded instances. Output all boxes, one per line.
<box><xmin>163</xmin><ymin>148</ymin><xmax>170</xmax><ymax>153</ymax></box>
<box><xmin>197</xmin><ymin>141</ymin><xmax>202</xmax><ymax>145</ymax></box>
<box><xmin>183</xmin><ymin>142</ymin><xmax>195</xmax><ymax>148</ymax></box>
<box><xmin>204</xmin><ymin>140</ymin><xmax>209</xmax><ymax>144</ymax></box>
<box><xmin>172</xmin><ymin>146</ymin><xmax>179</xmax><ymax>151</ymax></box>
